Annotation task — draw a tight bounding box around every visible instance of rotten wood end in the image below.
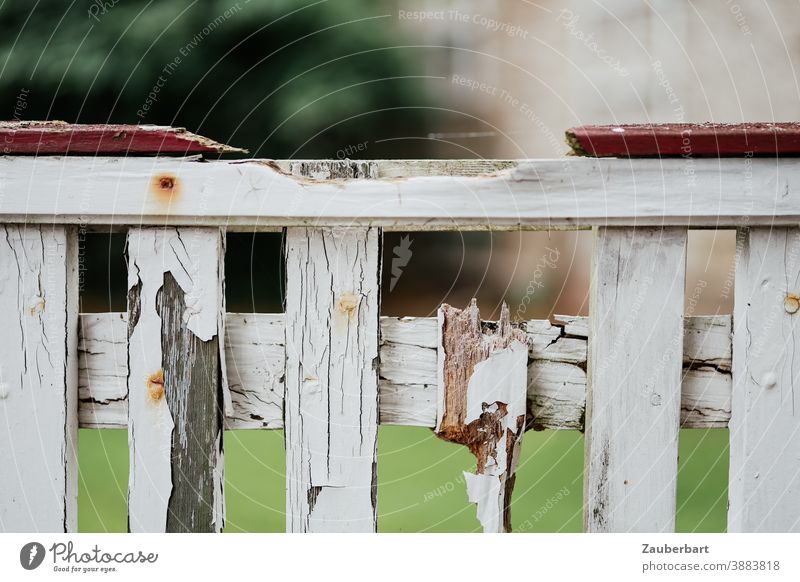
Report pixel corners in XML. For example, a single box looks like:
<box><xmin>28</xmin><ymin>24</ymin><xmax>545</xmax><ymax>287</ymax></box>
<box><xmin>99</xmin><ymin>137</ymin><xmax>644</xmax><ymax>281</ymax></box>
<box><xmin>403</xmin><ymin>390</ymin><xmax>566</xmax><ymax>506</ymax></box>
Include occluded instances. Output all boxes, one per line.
<box><xmin>566</xmin><ymin>122</ymin><xmax>800</xmax><ymax>157</ymax></box>
<box><xmin>436</xmin><ymin>300</ymin><xmax>528</xmax><ymax>532</ymax></box>
<box><xmin>0</xmin><ymin>121</ymin><xmax>246</xmax><ymax>155</ymax></box>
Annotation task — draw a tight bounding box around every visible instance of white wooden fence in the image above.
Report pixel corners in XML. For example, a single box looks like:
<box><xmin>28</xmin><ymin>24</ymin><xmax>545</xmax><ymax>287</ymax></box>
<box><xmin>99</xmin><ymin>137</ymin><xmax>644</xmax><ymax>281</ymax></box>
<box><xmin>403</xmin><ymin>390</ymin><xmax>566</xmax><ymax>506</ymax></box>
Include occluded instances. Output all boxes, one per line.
<box><xmin>0</xmin><ymin>155</ymin><xmax>798</xmax><ymax>533</ymax></box>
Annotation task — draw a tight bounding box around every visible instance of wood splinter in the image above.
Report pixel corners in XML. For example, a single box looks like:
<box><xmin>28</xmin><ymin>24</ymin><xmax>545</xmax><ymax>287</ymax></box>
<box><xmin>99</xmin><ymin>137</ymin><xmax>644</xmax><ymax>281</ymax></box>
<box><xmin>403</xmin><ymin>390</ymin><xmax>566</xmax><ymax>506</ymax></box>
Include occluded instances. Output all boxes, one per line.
<box><xmin>436</xmin><ymin>299</ymin><xmax>529</xmax><ymax>532</ymax></box>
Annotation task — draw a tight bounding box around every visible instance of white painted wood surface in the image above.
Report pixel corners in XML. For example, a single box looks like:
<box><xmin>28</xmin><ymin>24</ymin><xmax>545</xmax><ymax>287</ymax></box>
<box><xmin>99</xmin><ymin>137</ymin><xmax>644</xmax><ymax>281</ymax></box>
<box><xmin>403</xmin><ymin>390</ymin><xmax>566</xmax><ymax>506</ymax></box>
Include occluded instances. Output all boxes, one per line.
<box><xmin>0</xmin><ymin>156</ymin><xmax>798</xmax><ymax>228</ymax></box>
<box><xmin>585</xmin><ymin>227</ymin><xmax>687</xmax><ymax>533</ymax></box>
<box><xmin>76</xmin><ymin>313</ymin><xmax>731</xmax><ymax>431</ymax></box>
<box><xmin>0</xmin><ymin>226</ymin><xmax>78</xmax><ymax>532</ymax></box>
<box><xmin>284</xmin><ymin>227</ymin><xmax>381</xmax><ymax>532</ymax></box>
<box><xmin>126</xmin><ymin>227</ymin><xmax>226</xmax><ymax>533</ymax></box>
<box><xmin>729</xmin><ymin>227</ymin><xmax>800</xmax><ymax>532</ymax></box>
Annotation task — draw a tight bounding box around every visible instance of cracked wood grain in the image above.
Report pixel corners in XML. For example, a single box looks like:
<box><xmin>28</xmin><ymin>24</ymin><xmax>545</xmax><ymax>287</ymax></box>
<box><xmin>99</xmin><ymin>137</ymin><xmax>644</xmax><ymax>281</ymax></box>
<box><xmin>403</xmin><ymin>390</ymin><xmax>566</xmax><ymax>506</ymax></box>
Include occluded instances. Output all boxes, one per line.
<box><xmin>77</xmin><ymin>313</ymin><xmax>732</xmax><ymax>431</ymax></box>
<box><xmin>284</xmin><ymin>227</ymin><xmax>381</xmax><ymax>532</ymax></box>
<box><xmin>729</xmin><ymin>227</ymin><xmax>800</xmax><ymax>532</ymax></box>
<box><xmin>436</xmin><ymin>300</ymin><xmax>528</xmax><ymax>532</ymax></box>
<box><xmin>126</xmin><ymin>227</ymin><xmax>226</xmax><ymax>533</ymax></box>
<box><xmin>585</xmin><ymin>226</ymin><xmax>687</xmax><ymax>533</ymax></box>
<box><xmin>0</xmin><ymin>225</ymin><xmax>79</xmax><ymax>532</ymax></box>
<box><xmin>284</xmin><ymin>160</ymin><xmax>381</xmax><ymax>533</ymax></box>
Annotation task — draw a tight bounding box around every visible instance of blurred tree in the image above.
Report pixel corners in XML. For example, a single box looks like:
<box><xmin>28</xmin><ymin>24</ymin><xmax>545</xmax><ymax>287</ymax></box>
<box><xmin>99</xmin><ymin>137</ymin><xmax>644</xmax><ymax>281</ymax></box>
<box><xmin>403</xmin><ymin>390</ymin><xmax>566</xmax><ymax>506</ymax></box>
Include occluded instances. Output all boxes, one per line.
<box><xmin>0</xmin><ymin>0</ymin><xmax>430</xmax><ymax>157</ymax></box>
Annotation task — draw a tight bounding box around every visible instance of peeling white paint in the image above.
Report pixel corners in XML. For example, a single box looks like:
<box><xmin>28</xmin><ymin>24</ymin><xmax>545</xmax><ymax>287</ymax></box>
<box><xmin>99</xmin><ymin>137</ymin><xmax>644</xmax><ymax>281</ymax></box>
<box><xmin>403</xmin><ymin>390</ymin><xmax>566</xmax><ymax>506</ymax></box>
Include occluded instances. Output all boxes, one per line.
<box><xmin>126</xmin><ymin>227</ymin><xmax>226</xmax><ymax>533</ymax></box>
<box><xmin>77</xmin><ymin>313</ymin><xmax>732</xmax><ymax>431</ymax></box>
<box><xmin>0</xmin><ymin>226</ymin><xmax>78</xmax><ymax>533</ymax></box>
<box><xmin>284</xmin><ymin>227</ymin><xmax>380</xmax><ymax>533</ymax></box>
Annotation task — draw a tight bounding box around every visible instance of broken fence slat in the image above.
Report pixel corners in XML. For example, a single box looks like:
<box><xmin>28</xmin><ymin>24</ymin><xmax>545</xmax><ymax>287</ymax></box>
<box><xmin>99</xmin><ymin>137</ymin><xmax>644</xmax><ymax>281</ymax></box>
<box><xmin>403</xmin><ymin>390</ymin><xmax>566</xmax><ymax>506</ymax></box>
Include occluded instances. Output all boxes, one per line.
<box><xmin>585</xmin><ymin>226</ymin><xmax>687</xmax><ymax>533</ymax></box>
<box><xmin>0</xmin><ymin>225</ymin><xmax>79</xmax><ymax>532</ymax></box>
<box><xmin>126</xmin><ymin>227</ymin><xmax>226</xmax><ymax>533</ymax></box>
<box><xmin>436</xmin><ymin>301</ymin><xmax>529</xmax><ymax>533</ymax></box>
<box><xmin>729</xmin><ymin>227</ymin><xmax>800</xmax><ymax>532</ymax></box>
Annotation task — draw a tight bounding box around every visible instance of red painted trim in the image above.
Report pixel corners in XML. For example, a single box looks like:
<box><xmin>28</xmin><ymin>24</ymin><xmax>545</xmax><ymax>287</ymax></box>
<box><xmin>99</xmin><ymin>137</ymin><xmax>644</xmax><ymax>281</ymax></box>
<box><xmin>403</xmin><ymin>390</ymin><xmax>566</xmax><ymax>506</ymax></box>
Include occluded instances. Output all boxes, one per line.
<box><xmin>566</xmin><ymin>123</ymin><xmax>800</xmax><ymax>157</ymax></box>
<box><xmin>0</xmin><ymin>122</ymin><xmax>245</xmax><ymax>155</ymax></box>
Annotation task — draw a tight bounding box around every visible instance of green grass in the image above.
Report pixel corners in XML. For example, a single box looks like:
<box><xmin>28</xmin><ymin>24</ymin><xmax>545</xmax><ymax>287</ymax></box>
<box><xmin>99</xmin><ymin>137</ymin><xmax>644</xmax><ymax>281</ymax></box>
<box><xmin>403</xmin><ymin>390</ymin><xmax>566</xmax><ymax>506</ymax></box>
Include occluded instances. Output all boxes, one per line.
<box><xmin>77</xmin><ymin>427</ymin><xmax>729</xmax><ymax>532</ymax></box>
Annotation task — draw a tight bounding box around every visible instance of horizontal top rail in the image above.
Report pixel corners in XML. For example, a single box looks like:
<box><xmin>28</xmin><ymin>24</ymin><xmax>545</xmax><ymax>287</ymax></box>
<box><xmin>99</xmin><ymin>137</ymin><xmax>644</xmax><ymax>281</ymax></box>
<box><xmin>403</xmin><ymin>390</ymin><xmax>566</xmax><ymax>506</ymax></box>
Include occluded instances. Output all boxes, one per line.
<box><xmin>0</xmin><ymin>155</ymin><xmax>797</xmax><ymax>229</ymax></box>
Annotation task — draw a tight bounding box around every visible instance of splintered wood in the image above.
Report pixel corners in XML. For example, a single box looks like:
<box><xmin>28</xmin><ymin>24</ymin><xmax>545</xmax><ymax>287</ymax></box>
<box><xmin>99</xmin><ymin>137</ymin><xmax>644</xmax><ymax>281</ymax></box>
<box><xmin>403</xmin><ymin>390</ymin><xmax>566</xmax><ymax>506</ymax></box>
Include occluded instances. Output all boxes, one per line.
<box><xmin>436</xmin><ymin>300</ymin><xmax>528</xmax><ymax>532</ymax></box>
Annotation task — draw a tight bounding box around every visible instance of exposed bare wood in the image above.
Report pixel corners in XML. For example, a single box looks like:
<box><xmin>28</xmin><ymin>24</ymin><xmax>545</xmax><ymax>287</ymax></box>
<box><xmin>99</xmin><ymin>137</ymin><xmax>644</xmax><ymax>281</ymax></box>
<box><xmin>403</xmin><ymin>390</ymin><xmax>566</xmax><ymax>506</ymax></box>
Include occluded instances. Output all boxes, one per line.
<box><xmin>77</xmin><ymin>314</ymin><xmax>732</xmax><ymax>431</ymax></box>
<box><xmin>0</xmin><ymin>226</ymin><xmax>78</xmax><ymax>532</ymax></box>
<box><xmin>436</xmin><ymin>301</ymin><xmax>528</xmax><ymax>532</ymax></box>
<box><xmin>126</xmin><ymin>227</ymin><xmax>226</xmax><ymax>533</ymax></box>
<box><xmin>2</xmin><ymin>156</ymin><xmax>800</xmax><ymax>229</ymax></box>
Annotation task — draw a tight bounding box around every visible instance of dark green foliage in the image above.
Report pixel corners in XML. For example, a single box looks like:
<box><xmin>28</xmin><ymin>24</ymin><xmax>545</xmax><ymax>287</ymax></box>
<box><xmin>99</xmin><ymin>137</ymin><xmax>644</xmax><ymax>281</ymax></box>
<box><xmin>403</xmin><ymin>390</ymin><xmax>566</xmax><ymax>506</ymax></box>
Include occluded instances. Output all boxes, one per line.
<box><xmin>0</xmin><ymin>0</ymin><xmax>429</xmax><ymax>157</ymax></box>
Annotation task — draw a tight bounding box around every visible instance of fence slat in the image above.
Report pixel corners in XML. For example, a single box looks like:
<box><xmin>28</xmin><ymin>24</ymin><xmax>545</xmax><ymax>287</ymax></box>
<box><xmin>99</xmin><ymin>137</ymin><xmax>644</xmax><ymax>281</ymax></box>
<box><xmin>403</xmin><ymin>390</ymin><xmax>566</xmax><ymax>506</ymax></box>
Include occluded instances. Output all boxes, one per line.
<box><xmin>585</xmin><ymin>226</ymin><xmax>687</xmax><ymax>532</ymax></box>
<box><xmin>126</xmin><ymin>227</ymin><xmax>226</xmax><ymax>533</ymax></box>
<box><xmin>284</xmin><ymin>226</ymin><xmax>381</xmax><ymax>532</ymax></box>
<box><xmin>729</xmin><ymin>227</ymin><xmax>800</xmax><ymax>532</ymax></box>
<box><xmin>0</xmin><ymin>225</ymin><xmax>78</xmax><ymax>532</ymax></box>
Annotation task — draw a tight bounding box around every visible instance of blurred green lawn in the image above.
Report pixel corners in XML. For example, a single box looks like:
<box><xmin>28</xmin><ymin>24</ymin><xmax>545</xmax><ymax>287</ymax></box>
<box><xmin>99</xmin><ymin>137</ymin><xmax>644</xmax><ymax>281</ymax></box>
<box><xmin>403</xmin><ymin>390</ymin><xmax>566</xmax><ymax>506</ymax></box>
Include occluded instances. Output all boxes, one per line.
<box><xmin>78</xmin><ymin>427</ymin><xmax>728</xmax><ymax>532</ymax></box>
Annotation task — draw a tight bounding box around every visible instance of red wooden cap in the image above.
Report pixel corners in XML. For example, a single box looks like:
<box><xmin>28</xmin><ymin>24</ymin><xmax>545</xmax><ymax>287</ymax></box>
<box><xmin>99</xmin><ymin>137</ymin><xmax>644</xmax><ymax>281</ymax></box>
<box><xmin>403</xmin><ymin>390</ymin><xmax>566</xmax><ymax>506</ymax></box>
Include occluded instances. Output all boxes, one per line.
<box><xmin>566</xmin><ymin>122</ymin><xmax>800</xmax><ymax>157</ymax></box>
<box><xmin>0</xmin><ymin>121</ymin><xmax>246</xmax><ymax>155</ymax></box>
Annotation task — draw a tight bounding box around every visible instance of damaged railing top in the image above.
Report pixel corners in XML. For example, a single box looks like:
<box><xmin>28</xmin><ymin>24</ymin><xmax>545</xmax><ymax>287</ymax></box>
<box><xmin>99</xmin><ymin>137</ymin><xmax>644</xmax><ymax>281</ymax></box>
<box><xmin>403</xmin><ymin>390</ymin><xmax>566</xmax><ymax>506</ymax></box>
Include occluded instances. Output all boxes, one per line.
<box><xmin>1</xmin><ymin>121</ymin><xmax>799</xmax><ymax>229</ymax></box>
<box><xmin>0</xmin><ymin>154</ymin><xmax>798</xmax><ymax>229</ymax></box>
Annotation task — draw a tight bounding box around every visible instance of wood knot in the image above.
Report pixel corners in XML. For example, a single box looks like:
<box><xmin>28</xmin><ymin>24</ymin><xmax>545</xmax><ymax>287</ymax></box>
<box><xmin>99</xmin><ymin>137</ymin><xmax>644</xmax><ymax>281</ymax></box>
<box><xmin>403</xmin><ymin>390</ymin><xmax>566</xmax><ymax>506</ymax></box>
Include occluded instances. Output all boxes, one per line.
<box><xmin>151</xmin><ymin>174</ymin><xmax>180</xmax><ymax>201</ymax></box>
<box><xmin>785</xmin><ymin>293</ymin><xmax>800</xmax><ymax>314</ymax></box>
<box><xmin>147</xmin><ymin>369</ymin><xmax>165</xmax><ymax>401</ymax></box>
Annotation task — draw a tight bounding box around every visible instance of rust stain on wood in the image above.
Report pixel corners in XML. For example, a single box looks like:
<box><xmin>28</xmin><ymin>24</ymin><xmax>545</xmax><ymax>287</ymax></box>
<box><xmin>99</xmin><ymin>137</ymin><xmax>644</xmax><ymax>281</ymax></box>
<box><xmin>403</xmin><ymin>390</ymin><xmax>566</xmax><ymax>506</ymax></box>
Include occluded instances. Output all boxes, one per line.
<box><xmin>151</xmin><ymin>174</ymin><xmax>180</xmax><ymax>201</ymax></box>
<box><xmin>337</xmin><ymin>292</ymin><xmax>359</xmax><ymax>317</ymax></box>
<box><xmin>147</xmin><ymin>369</ymin><xmax>165</xmax><ymax>402</ymax></box>
<box><xmin>784</xmin><ymin>293</ymin><xmax>800</xmax><ymax>314</ymax></box>
<box><xmin>28</xmin><ymin>295</ymin><xmax>45</xmax><ymax>315</ymax></box>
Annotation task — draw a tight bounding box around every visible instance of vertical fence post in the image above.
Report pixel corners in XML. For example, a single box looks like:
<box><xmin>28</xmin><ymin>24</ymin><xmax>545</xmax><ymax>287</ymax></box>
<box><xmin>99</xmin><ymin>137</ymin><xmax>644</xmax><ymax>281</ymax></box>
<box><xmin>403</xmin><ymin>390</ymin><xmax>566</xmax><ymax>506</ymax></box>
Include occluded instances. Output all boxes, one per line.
<box><xmin>729</xmin><ymin>227</ymin><xmax>800</xmax><ymax>532</ymax></box>
<box><xmin>284</xmin><ymin>161</ymin><xmax>380</xmax><ymax>533</ymax></box>
<box><xmin>126</xmin><ymin>227</ymin><xmax>227</xmax><ymax>533</ymax></box>
<box><xmin>0</xmin><ymin>225</ymin><xmax>79</xmax><ymax>532</ymax></box>
<box><xmin>284</xmin><ymin>226</ymin><xmax>381</xmax><ymax>532</ymax></box>
<box><xmin>585</xmin><ymin>226</ymin><xmax>687</xmax><ymax>532</ymax></box>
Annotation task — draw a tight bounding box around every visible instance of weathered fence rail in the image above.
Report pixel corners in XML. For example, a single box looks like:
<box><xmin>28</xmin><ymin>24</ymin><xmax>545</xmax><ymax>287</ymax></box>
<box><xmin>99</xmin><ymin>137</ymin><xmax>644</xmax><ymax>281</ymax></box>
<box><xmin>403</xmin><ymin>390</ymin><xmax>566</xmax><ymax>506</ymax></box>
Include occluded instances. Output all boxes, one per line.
<box><xmin>1</xmin><ymin>123</ymin><xmax>799</xmax><ymax>533</ymax></box>
<box><xmin>77</xmin><ymin>312</ymin><xmax>732</xmax><ymax>431</ymax></box>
